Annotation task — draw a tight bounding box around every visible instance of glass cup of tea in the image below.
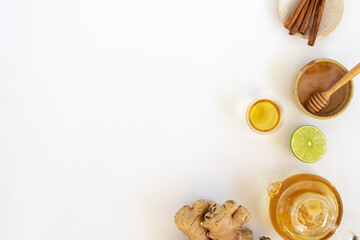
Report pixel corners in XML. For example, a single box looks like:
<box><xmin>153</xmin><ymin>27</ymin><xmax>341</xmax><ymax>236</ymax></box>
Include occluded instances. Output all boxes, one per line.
<box><xmin>245</xmin><ymin>97</ymin><xmax>283</xmax><ymax>134</ymax></box>
<box><xmin>267</xmin><ymin>173</ymin><xmax>358</xmax><ymax>240</ymax></box>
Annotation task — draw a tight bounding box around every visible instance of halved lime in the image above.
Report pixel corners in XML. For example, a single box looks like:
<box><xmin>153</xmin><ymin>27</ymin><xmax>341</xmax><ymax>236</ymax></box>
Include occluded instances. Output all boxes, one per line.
<box><xmin>290</xmin><ymin>125</ymin><xmax>326</xmax><ymax>163</ymax></box>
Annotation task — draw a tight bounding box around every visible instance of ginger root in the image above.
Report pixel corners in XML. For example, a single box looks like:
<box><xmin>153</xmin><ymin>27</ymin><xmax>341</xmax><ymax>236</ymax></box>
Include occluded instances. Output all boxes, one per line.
<box><xmin>174</xmin><ymin>199</ymin><xmax>214</xmax><ymax>240</ymax></box>
<box><xmin>237</xmin><ymin>228</ymin><xmax>253</xmax><ymax>240</ymax></box>
<box><xmin>201</xmin><ymin>200</ymin><xmax>251</xmax><ymax>240</ymax></box>
<box><xmin>175</xmin><ymin>199</ymin><xmax>252</xmax><ymax>240</ymax></box>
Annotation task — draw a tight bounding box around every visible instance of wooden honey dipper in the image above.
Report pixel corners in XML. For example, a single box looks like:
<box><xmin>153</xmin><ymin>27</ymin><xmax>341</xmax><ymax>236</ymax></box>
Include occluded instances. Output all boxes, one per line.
<box><xmin>305</xmin><ymin>62</ymin><xmax>360</xmax><ymax>114</ymax></box>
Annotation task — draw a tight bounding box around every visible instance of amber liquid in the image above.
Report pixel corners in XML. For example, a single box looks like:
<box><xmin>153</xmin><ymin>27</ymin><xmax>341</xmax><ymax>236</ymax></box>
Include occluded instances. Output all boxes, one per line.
<box><xmin>247</xmin><ymin>99</ymin><xmax>281</xmax><ymax>132</ymax></box>
<box><xmin>269</xmin><ymin>174</ymin><xmax>343</xmax><ymax>240</ymax></box>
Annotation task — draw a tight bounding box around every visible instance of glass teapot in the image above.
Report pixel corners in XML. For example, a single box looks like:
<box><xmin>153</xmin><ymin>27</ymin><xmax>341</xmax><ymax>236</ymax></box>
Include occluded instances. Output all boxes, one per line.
<box><xmin>267</xmin><ymin>173</ymin><xmax>358</xmax><ymax>240</ymax></box>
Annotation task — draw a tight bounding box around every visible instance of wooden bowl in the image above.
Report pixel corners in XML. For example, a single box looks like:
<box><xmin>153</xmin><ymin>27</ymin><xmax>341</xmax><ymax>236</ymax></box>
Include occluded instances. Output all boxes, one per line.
<box><xmin>278</xmin><ymin>0</ymin><xmax>344</xmax><ymax>39</ymax></box>
<box><xmin>292</xmin><ymin>59</ymin><xmax>354</xmax><ymax>119</ymax></box>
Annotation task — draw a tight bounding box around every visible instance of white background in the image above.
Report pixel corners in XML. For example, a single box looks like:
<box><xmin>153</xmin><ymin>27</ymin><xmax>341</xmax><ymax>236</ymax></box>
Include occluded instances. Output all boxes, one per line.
<box><xmin>1</xmin><ymin>0</ymin><xmax>360</xmax><ymax>239</ymax></box>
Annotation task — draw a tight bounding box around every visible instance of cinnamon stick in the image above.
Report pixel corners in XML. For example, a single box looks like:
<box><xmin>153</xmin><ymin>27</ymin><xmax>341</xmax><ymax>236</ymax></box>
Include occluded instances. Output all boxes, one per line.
<box><xmin>308</xmin><ymin>0</ymin><xmax>326</xmax><ymax>46</ymax></box>
<box><xmin>299</xmin><ymin>0</ymin><xmax>318</xmax><ymax>34</ymax></box>
<box><xmin>289</xmin><ymin>0</ymin><xmax>311</xmax><ymax>35</ymax></box>
<box><xmin>284</xmin><ymin>0</ymin><xmax>309</xmax><ymax>29</ymax></box>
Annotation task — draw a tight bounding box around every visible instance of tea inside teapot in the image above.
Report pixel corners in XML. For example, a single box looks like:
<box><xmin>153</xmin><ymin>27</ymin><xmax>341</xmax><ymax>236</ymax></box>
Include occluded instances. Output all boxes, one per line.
<box><xmin>291</xmin><ymin>193</ymin><xmax>336</xmax><ymax>236</ymax></box>
<box><xmin>268</xmin><ymin>174</ymin><xmax>343</xmax><ymax>240</ymax></box>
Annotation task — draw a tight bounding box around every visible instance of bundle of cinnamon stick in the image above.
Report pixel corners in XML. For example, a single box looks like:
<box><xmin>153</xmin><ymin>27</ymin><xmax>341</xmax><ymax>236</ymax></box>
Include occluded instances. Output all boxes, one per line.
<box><xmin>284</xmin><ymin>0</ymin><xmax>326</xmax><ymax>46</ymax></box>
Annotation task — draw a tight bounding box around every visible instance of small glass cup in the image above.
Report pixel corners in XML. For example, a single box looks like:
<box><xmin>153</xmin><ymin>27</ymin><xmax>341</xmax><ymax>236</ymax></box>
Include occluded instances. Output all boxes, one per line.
<box><xmin>245</xmin><ymin>96</ymin><xmax>283</xmax><ymax>134</ymax></box>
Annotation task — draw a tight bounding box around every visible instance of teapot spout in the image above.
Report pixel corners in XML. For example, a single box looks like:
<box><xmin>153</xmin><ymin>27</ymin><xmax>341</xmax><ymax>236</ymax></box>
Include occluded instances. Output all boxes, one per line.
<box><xmin>267</xmin><ymin>182</ymin><xmax>282</xmax><ymax>199</ymax></box>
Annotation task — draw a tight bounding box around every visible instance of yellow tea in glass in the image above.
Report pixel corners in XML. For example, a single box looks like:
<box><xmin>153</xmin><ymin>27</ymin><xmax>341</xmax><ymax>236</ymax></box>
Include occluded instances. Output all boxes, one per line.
<box><xmin>246</xmin><ymin>97</ymin><xmax>282</xmax><ymax>134</ymax></box>
<box><xmin>267</xmin><ymin>174</ymin><xmax>343</xmax><ymax>240</ymax></box>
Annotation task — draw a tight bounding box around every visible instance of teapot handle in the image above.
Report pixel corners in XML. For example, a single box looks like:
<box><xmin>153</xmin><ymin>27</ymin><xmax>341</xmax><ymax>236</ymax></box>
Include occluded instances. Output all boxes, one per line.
<box><xmin>331</xmin><ymin>227</ymin><xmax>359</xmax><ymax>240</ymax></box>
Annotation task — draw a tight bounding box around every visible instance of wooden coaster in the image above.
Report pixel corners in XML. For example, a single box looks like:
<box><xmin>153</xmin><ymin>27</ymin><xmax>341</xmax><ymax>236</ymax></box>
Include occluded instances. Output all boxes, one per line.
<box><xmin>278</xmin><ymin>0</ymin><xmax>344</xmax><ymax>39</ymax></box>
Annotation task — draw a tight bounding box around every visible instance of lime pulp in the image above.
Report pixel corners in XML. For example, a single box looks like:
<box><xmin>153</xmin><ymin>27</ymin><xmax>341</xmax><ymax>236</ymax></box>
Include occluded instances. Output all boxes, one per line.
<box><xmin>290</xmin><ymin>125</ymin><xmax>326</xmax><ymax>163</ymax></box>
